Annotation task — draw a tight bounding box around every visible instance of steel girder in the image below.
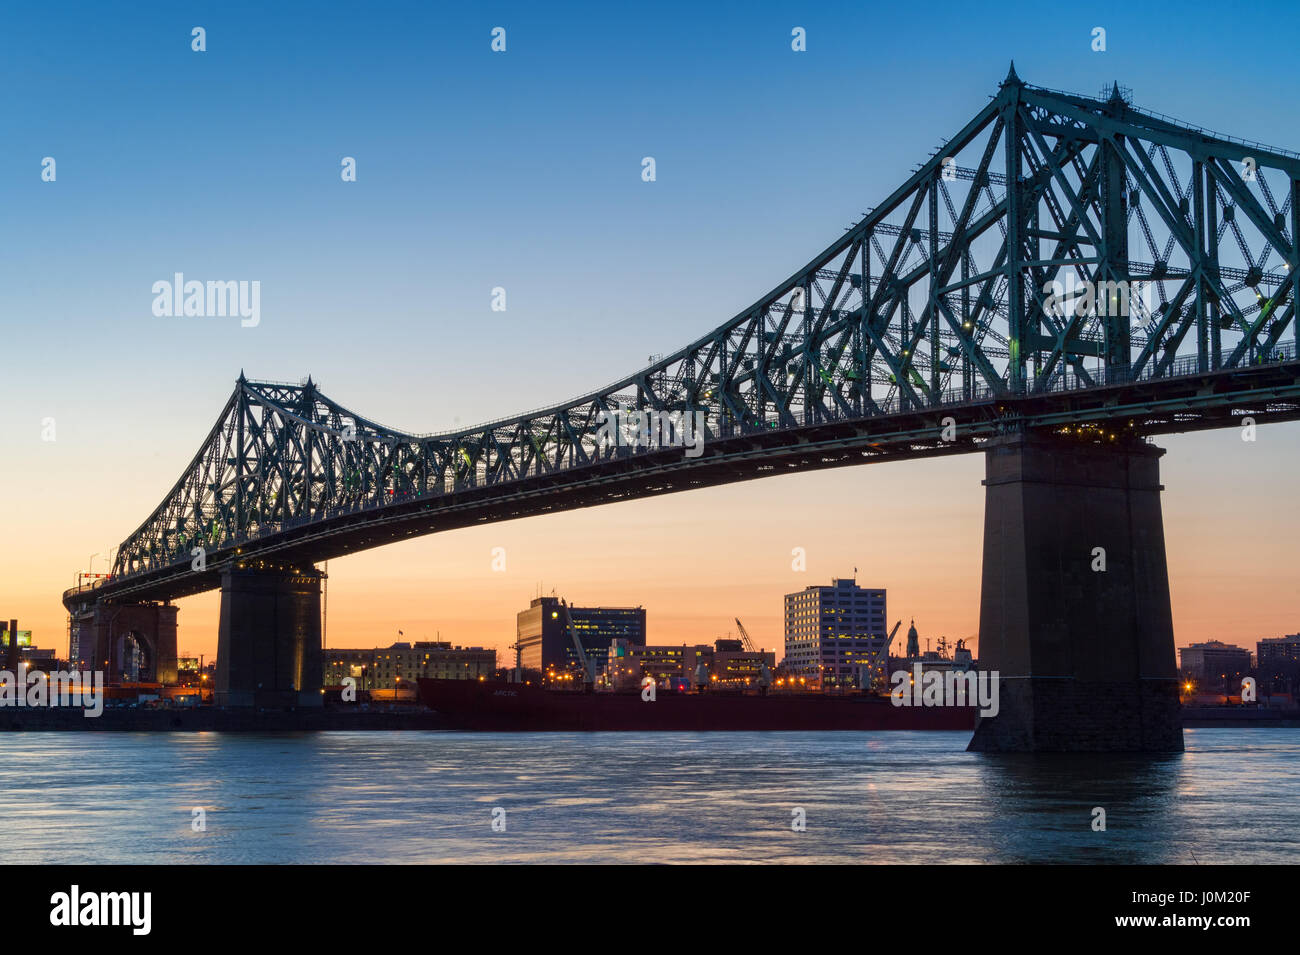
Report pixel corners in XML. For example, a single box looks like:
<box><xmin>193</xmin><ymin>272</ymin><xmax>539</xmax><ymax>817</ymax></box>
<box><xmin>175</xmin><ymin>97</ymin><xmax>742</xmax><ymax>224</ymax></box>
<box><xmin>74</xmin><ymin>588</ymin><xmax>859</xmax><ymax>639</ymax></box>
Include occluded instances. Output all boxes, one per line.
<box><xmin>71</xmin><ymin>69</ymin><xmax>1300</xmax><ymax>608</ymax></box>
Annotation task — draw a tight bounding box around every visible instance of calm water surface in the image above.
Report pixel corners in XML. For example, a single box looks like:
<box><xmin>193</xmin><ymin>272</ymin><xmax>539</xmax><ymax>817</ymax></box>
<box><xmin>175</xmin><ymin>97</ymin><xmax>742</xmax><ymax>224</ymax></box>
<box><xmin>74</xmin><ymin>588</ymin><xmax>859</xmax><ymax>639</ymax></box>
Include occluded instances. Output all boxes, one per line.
<box><xmin>0</xmin><ymin>729</ymin><xmax>1295</xmax><ymax>863</ymax></box>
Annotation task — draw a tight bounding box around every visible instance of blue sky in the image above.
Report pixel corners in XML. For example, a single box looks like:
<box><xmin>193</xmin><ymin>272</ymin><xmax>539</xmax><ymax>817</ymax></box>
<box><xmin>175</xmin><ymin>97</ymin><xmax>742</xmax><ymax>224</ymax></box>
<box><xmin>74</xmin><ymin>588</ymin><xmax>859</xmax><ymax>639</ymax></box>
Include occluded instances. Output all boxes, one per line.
<box><xmin>5</xmin><ymin>0</ymin><xmax>1299</xmax><ymax>431</ymax></box>
<box><xmin>4</xmin><ymin>0</ymin><xmax>1299</xmax><ymax>654</ymax></box>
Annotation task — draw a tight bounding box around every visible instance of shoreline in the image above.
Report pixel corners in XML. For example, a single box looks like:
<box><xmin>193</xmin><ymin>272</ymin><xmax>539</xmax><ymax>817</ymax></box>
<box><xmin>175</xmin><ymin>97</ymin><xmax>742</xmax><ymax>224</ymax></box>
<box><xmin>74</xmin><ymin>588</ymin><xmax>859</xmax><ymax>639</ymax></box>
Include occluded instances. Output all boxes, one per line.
<box><xmin>0</xmin><ymin>703</ymin><xmax>1296</xmax><ymax>731</ymax></box>
<box><xmin>0</xmin><ymin>706</ymin><xmax>451</xmax><ymax>731</ymax></box>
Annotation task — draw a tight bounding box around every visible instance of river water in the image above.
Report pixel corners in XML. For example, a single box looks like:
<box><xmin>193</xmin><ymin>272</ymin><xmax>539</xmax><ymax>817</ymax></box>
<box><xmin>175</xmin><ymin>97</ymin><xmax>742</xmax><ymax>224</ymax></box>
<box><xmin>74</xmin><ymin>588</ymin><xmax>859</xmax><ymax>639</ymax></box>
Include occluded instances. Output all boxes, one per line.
<box><xmin>0</xmin><ymin>728</ymin><xmax>1294</xmax><ymax>864</ymax></box>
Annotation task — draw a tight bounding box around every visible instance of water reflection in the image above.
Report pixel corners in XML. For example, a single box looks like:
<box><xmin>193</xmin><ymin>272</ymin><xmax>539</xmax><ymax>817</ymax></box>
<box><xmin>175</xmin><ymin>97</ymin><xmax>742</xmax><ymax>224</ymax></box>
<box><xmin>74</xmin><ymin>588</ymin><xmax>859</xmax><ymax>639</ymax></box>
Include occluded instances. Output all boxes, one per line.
<box><xmin>971</xmin><ymin>753</ymin><xmax>1185</xmax><ymax>864</ymax></box>
<box><xmin>0</xmin><ymin>729</ymin><xmax>1293</xmax><ymax>863</ymax></box>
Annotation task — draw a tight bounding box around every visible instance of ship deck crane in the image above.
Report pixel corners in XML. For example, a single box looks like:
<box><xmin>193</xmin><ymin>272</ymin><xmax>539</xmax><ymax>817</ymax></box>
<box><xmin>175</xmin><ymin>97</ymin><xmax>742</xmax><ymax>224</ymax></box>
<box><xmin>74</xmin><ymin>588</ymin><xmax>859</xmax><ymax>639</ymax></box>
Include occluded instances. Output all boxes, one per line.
<box><xmin>861</xmin><ymin>620</ymin><xmax>903</xmax><ymax>691</ymax></box>
<box><xmin>561</xmin><ymin>601</ymin><xmax>596</xmax><ymax>690</ymax></box>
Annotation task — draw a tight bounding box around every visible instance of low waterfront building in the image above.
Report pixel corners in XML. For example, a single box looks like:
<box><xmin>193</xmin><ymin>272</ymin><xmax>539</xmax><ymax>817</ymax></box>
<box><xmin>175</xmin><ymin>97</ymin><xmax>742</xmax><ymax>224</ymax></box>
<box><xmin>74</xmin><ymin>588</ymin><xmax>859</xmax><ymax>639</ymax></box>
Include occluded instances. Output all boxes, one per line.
<box><xmin>1</xmin><ymin>627</ymin><xmax>59</xmax><ymax>674</ymax></box>
<box><xmin>1178</xmin><ymin>640</ymin><xmax>1253</xmax><ymax>693</ymax></box>
<box><xmin>605</xmin><ymin>638</ymin><xmax>775</xmax><ymax>691</ymax></box>
<box><xmin>324</xmin><ymin>641</ymin><xmax>496</xmax><ymax>690</ymax></box>
<box><xmin>605</xmin><ymin>640</ymin><xmax>707</xmax><ymax>689</ymax></box>
<box><xmin>710</xmin><ymin>638</ymin><xmax>776</xmax><ymax>688</ymax></box>
<box><xmin>176</xmin><ymin>655</ymin><xmax>205</xmax><ymax>688</ymax></box>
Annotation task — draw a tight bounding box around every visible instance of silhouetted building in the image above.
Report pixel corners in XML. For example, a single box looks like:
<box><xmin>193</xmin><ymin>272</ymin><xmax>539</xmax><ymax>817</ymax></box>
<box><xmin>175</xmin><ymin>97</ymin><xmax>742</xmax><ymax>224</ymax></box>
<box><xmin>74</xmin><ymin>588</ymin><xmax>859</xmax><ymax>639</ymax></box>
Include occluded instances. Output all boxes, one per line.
<box><xmin>1178</xmin><ymin>640</ymin><xmax>1253</xmax><ymax>693</ymax></box>
<box><xmin>1257</xmin><ymin>634</ymin><xmax>1300</xmax><ymax>694</ymax></box>
<box><xmin>782</xmin><ymin>578</ymin><xmax>888</xmax><ymax>688</ymax></box>
<box><xmin>0</xmin><ymin>627</ymin><xmax>58</xmax><ymax>674</ymax></box>
<box><xmin>891</xmin><ymin>621</ymin><xmax>977</xmax><ymax>682</ymax></box>
<box><xmin>905</xmin><ymin>620</ymin><xmax>920</xmax><ymax>657</ymax></box>
<box><xmin>516</xmin><ymin>597</ymin><xmax>645</xmax><ymax>676</ymax></box>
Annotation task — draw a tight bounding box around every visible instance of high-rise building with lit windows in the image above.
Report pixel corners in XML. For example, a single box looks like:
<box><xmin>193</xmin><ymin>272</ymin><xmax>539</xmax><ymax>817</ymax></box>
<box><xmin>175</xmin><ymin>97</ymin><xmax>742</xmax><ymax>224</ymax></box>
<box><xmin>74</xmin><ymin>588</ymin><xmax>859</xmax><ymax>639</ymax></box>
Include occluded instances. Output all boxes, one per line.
<box><xmin>782</xmin><ymin>578</ymin><xmax>888</xmax><ymax>688</ymax></box>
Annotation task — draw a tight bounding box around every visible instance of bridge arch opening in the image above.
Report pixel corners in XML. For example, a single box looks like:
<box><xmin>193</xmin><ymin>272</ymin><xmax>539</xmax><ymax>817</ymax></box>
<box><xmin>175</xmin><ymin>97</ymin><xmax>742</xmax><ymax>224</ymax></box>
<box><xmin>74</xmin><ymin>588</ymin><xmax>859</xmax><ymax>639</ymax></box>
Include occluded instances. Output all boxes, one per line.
<box><xmin>115</xmin><ymin>630</ymin><xmax>152</xmax><ymax>683</ymax></box>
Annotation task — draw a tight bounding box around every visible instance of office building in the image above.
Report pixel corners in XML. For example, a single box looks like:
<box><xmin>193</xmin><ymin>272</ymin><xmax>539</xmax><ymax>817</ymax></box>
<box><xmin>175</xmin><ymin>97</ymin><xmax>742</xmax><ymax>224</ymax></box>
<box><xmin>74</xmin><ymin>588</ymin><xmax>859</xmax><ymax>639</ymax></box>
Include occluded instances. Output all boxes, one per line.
<box><xmin>516</xmin><ymin>597</ymin><xmax>645</xmax><ymax>676</ymax></box>
<box><xmin>1257</xmin><ymin>633</ymin><xmax>1300</xmax><ymax>693</ymax></box>
<box><xmin>782</xmin><ymin>578</ymin><xmax>888</xmax><ymax>688</ymax></box>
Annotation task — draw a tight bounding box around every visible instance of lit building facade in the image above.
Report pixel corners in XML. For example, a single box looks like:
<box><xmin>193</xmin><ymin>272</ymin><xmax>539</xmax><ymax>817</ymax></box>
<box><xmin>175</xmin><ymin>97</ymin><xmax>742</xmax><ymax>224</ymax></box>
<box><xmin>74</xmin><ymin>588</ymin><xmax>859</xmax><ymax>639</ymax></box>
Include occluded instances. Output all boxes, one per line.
<box><xmin>782</xmin><ymin>578</ymin><xmax>888</xmax><ymax>688</ymax></box>
<box><xmin>606</xmin><ymin>640</ymin><xmax>708</xmax><ymax>689</ymax></box>
<box><xmin>324</xmin><ymin>641</ymin><xmax>496</xmax><ymax>689</ymax></box>
<box><xmin>605</xmin><ymin>637</ymin><xmax>775</xmax><ymax>690</ymax></box>
<box><xmin>710</xmin><ymin>638</ymin><xmax>775</xmax><ymax>685</ymax></box>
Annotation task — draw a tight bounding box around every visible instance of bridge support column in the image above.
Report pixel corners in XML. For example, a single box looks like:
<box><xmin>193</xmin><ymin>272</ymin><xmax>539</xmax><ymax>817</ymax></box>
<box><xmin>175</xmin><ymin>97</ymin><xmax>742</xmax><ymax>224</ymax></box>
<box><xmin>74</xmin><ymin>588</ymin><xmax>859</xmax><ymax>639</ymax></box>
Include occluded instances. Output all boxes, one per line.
<box><xmin>71</xmin><ymin>603</ymin><xmax>178</xmax><ymax>684</ymax></box>
<box><xmin>215</xmin><ymin>564</ymin><xmax>323</xmax><ymax>708</ymax></box>
<box><xmin>967</xmin><ymin>432</ymin><xmax>1183</xmax><ymax>752</ymax></box>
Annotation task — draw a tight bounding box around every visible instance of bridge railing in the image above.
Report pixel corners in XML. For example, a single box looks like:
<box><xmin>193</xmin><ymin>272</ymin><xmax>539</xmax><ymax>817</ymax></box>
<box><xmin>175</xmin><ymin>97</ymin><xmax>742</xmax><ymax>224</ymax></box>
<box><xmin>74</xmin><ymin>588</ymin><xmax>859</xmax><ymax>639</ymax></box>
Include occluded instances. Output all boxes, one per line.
<box><xmin>62</xmin><ymin>578</ymin><xmax>109</xmax><ymax>603</ymax></box>
<box><xmin>1031</xmin><ymin>341</ymin><xmax>1296</xmax><ymax>395</ymax></box>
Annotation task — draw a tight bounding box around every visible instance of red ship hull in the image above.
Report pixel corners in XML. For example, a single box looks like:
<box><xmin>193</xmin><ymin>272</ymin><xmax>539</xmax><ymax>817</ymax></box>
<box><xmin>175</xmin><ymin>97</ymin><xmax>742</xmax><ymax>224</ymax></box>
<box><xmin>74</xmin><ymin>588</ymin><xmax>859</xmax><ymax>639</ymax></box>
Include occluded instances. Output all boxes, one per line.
<box><xmin>417</xmin><ymin>679</ymin><xmax>977</xmax><ymax>731</ymax></box>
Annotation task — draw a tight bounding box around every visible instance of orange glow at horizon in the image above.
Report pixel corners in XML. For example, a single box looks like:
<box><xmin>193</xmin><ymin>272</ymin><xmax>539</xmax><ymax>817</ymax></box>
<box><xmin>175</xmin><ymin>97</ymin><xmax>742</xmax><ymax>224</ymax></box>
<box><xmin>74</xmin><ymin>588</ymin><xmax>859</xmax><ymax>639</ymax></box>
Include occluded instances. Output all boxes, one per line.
<box><xmin>4</xmin><ymin>425</ymin><xmax>1299</xmax><ymax>666</ymax></box>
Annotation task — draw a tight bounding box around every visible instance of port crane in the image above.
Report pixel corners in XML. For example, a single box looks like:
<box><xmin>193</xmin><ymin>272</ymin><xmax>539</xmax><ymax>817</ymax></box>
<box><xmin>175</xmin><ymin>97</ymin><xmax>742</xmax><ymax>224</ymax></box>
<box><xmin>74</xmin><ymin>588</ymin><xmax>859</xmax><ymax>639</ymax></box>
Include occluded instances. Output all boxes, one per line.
<box><xmin>734</xmin><ymin>618</ymin><xmax>758</xmax><ymax>653</ymax></box>
<box><xmin>733</xmin><ymin>618</ymin><xmax>775</xmax><ymax>693</ymax></box>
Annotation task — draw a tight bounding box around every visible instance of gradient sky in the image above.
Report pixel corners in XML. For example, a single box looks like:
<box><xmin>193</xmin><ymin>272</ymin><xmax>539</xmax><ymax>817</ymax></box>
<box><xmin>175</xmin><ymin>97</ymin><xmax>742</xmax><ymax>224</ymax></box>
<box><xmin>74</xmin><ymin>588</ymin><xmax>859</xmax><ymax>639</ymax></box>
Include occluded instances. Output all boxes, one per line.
<box><xmin>2</xmin><ymin>0</ymin><xmax>1298</xmax><ymax>664</ymax></box>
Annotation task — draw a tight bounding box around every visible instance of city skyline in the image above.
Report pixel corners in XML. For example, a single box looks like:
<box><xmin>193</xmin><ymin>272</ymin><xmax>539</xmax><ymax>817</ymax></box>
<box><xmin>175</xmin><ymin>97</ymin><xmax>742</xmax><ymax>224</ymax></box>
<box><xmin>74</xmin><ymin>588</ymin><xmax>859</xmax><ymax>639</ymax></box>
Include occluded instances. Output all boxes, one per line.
<box><xmin>23</xmin><ymin>426</ymin><xmax>1300</xmax><ymax>666</ymax></box>
<box><xmin>5</xmin><ymin>0</ymin><xmax>1300</xmax><ymax>667</ymax></box>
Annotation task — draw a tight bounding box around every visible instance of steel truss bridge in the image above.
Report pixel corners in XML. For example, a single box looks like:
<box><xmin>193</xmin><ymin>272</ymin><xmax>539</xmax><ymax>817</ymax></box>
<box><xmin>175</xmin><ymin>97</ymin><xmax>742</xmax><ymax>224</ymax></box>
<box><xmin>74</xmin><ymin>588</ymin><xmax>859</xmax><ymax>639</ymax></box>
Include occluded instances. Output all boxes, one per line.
<box><xmin>66</xmin><ymin>67</ymin><xmax>1300</xmax><ymax>611</ymax></box>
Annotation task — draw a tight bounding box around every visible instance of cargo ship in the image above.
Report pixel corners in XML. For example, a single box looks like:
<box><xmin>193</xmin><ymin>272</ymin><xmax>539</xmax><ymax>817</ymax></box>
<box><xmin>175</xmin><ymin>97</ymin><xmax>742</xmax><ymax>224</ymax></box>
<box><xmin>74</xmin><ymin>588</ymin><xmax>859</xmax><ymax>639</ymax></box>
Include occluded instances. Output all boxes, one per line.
<box><xmin>416</xmin><ymin>678</ymin><xmax>977</xmax><ymax>731</ymax></box>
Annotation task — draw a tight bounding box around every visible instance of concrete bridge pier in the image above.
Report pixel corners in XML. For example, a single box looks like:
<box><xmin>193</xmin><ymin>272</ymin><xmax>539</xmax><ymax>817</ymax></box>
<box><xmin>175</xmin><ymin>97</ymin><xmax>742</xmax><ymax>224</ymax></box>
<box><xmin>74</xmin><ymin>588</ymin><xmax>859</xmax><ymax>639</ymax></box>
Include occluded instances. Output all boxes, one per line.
<box><xmin>215</xmin><ymin>563</ymin><xmax>324</xmax><ymax>708</ymax></box>
<box><xmin>967</xmin><ymin>431</ymin><xmax>1184</xmax><ymax>752</ymax></box>
<box><xmin>70</xmin><ymin>602</ymin><xmax>178</xmax><ymax>684</ymax></box>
